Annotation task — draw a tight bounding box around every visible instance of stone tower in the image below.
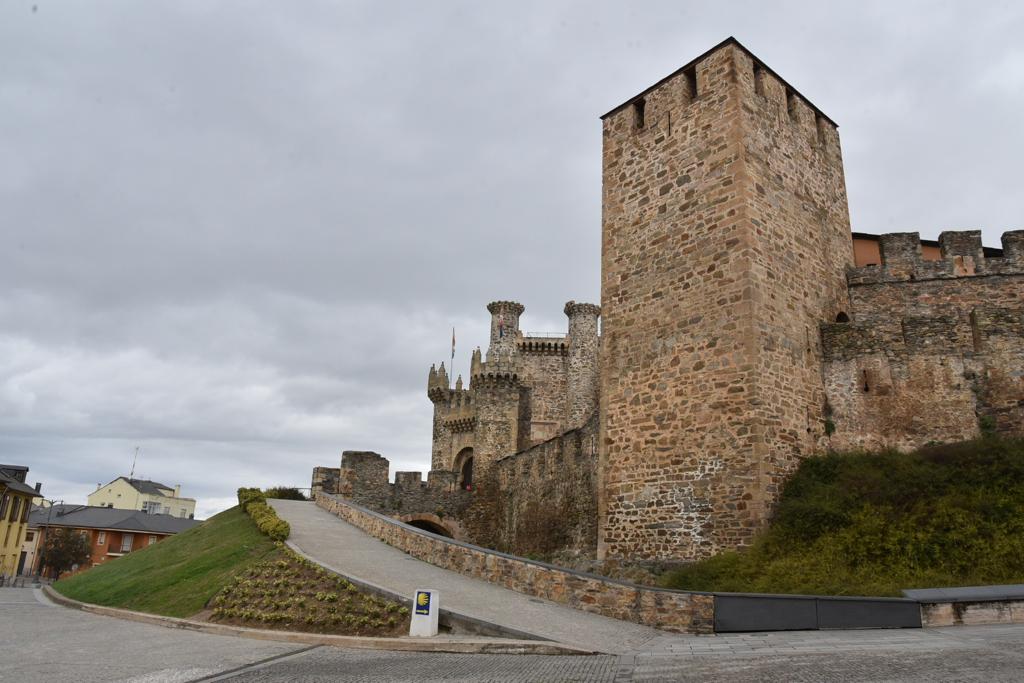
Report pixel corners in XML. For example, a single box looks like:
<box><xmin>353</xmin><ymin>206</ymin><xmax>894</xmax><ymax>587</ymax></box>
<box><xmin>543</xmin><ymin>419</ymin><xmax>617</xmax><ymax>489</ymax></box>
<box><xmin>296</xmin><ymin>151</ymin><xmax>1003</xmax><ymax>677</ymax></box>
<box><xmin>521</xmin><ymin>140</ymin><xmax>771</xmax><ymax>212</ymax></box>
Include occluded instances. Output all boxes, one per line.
<box><xmin>565</xmin><ymin>301</ymin><xmax>601</xmax><ymax>429</ymax></box>
<box><xmin>474</xmin><ymin>301</ymin><xmax>529</xmax><ymax>472</ymax></box>
<box><xmin>598</xmin><ymin>38</ymin><xmax>854</xmax><ymax>561</ymax></box>
<box><xmin>487</xmin><ymin>301</ymin><xmax>524</xmax><ymax>356</ymax></box>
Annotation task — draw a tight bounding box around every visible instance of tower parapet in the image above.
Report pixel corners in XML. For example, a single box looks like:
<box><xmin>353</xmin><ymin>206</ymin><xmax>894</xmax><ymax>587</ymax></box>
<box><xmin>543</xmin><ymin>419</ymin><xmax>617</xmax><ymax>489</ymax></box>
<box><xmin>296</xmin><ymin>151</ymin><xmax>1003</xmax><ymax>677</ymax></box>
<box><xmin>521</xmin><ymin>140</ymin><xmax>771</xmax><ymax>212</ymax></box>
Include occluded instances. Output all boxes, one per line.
<box><xmin>427</xmin><ymin>362</ymin><xmax>450</xmax><ymax>402</ymax></box>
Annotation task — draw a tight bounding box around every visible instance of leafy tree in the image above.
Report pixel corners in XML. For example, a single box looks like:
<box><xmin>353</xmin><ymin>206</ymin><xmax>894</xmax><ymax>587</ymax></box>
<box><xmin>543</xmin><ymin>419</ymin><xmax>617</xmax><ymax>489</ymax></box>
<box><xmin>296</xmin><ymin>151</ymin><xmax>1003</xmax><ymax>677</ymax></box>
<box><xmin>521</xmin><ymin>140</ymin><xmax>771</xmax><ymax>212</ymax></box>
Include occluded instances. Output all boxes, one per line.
<box><xmin>40</xmin><ymin>528</ymin><xmax>92</xmax><ymax>578</ymax></box>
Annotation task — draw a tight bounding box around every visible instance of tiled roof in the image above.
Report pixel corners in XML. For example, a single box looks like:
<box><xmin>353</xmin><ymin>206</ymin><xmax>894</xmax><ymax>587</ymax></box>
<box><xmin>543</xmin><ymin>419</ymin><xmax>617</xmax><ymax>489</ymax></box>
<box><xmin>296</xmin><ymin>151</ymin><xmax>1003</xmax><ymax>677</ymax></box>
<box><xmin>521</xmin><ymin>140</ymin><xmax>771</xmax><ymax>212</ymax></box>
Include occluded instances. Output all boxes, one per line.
<box><xmin>0</xmin><ymin>471</ymin><xmax>39</xmax><ymax>497</ymax></box>
<box><xmin>28</xmin><ymin>504</ymin><xmax>201</xmax><ymax>534</ymax></box>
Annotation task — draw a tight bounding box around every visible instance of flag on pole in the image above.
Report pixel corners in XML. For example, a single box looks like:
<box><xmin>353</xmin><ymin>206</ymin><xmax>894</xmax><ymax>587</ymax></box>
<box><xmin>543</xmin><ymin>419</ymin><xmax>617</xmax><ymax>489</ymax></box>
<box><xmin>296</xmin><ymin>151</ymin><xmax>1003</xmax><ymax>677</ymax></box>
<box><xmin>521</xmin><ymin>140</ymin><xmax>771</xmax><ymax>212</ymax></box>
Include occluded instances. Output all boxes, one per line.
<box><xmin>451</xmin><ymin>328</ymin><xmax>456</xmax><ymax>361</ymax></box>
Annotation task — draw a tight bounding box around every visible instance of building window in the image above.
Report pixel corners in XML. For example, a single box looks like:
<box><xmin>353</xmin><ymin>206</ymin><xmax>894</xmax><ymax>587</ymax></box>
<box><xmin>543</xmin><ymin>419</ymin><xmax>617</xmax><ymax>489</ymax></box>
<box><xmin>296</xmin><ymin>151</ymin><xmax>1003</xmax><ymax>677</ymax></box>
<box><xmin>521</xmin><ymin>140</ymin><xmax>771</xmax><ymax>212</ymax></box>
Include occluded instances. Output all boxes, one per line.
<box><xmin>97</xmin><ymin>531</ymin><xmax>106</xmax><ymax>545</ymax></box>
<box><xmin>10</xmin><ymin>497</ymin><xmax>21</xmax><ymax>523</ymax></box>
<box><xmin>148</xmin><ymin>535</ymin><xmax>157</xmax><ymax>546</ymax></box>
<box><xmin>179</xmin><ymin>509</ymin><xmax>186</xmax><ymax>518</ymax></box>
<box><xmin>120</xmin><ymin>533</ymin><xmax>134</xmax><ymax>553</ymax></box>
<box><xmin>25</xmin><ymin>531</ymin><xmax>34</xmax><ymax>543</ymax></box>
<box><xmin>0</xmin><ymin>494</ymin><xmax>9</xmax><ymax>519</ymax></box>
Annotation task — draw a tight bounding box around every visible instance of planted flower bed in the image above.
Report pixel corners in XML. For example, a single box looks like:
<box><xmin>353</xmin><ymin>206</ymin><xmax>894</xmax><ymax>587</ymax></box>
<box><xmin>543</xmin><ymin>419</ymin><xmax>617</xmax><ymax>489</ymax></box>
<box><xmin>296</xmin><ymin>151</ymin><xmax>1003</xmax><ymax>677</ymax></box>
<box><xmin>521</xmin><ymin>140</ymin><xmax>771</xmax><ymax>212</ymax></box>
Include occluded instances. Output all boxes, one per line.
<box><xmin>209</xmin><ymin>548</ymin><xmax>410</xmax><ymax>636</ymax></box>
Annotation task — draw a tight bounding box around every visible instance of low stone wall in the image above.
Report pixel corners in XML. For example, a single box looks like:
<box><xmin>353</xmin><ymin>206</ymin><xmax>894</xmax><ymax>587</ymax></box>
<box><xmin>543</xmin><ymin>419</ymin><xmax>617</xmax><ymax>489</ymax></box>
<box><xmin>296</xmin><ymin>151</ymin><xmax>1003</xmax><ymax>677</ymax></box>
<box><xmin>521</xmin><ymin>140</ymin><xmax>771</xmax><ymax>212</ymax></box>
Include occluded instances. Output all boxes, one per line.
<box><xmin>920</xmin><ymin>600</ymin><xmax>1024</xmax><ymax>627</ymax></box>
<box><xmin>315</xmin><ymin>491</ymin><xmax>714</xmax><ymax>633</ymax></box>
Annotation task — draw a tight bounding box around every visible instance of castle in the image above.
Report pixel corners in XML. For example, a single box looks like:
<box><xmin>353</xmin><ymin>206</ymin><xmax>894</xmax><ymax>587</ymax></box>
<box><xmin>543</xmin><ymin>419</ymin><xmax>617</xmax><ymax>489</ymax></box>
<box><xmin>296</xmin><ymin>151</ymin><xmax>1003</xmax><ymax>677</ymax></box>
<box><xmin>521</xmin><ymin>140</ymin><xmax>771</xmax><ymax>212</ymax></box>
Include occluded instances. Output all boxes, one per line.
<box><xmin>313</xmin><ymin>38</ymin><xmax>1023</xmax><ymax>564</ymax></box>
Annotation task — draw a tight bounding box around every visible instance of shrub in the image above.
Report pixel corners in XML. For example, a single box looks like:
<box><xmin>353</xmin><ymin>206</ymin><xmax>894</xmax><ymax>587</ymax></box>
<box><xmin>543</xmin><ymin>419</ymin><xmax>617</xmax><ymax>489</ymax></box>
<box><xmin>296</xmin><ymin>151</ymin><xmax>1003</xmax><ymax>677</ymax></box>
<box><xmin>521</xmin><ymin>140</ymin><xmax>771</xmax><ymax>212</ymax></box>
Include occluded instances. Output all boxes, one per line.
<box><xmin>237</xmin><ymin>487</ymin><xmax>290</xmax><ymax>541</ymax></box>
<box><xmin>660</xmin><ymin>437</ymin><xmax>1024</xmax><ymax>596</ymax></box>
<box><xmin>264</xmin><ymin>487</ymin><xmax>308</xmax><ymax>501</ymax></box>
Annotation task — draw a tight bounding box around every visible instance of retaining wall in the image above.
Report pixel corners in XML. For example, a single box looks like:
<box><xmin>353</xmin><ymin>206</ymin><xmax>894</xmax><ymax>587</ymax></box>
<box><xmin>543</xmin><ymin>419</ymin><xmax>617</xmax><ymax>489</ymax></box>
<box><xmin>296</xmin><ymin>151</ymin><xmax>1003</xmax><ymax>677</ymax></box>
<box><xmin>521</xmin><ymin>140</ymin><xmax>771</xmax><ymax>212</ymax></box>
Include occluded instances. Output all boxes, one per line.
<box><xmin>315</xmin><ymin>491</ymin><xmax>715</xmax><ymax>634</ymax></box>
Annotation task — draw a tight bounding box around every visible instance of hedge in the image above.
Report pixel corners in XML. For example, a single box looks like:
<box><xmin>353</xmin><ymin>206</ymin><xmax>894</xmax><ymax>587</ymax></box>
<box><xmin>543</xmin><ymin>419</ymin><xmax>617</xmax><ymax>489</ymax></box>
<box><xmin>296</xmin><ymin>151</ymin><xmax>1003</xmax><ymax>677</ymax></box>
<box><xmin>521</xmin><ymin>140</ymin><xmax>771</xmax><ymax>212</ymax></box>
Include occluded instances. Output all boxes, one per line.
<box><xmin>236</xmin><ymin>487</ymin><xmax>291</xmax><ymax>541</ymax></box>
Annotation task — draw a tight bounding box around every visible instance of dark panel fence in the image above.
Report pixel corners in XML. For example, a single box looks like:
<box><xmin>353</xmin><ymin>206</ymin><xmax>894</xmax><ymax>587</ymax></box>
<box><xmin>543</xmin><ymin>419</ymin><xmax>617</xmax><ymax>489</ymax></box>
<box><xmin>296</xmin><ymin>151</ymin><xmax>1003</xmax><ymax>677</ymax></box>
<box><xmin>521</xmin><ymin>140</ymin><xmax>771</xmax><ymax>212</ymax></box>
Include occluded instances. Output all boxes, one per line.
<box><xmin>714</xmin><ymin>593</ymin><xmax>921</xmax><ymax>632</ymax></box>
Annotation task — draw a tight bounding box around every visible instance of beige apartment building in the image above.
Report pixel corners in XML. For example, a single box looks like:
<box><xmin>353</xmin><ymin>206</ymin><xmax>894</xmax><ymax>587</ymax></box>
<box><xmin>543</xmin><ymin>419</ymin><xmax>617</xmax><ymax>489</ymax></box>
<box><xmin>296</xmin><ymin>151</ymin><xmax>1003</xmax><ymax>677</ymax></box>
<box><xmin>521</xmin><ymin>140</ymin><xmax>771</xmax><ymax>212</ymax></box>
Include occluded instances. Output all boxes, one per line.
<box><xmin>87</xmin><ymin>477</ymin><xmax>196</xmax><ymax>519</ymax></box>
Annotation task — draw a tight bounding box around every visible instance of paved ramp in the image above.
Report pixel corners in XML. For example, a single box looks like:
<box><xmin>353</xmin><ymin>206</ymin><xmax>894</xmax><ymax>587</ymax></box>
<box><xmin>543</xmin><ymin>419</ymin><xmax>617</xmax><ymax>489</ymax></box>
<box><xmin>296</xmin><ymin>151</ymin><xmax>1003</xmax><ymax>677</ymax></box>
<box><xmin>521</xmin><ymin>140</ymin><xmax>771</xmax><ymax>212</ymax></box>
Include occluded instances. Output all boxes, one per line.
<box><xmin>269</xmin><ymin>500</ymin><xmax>665</xmax><ymax>654</ymax></box>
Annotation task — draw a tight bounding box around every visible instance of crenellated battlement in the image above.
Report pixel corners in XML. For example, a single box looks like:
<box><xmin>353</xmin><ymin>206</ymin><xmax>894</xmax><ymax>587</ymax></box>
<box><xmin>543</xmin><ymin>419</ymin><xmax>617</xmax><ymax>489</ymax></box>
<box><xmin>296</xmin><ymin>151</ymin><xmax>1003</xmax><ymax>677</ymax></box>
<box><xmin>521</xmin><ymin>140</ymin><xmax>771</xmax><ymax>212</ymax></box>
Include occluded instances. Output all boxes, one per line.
<box><xmin>441</xmin><ymin>387</ymin><xmax>476</xmax><ymax>432</ymax></box>
<box><xmin>518</xmin><ymin>338</ymin><xmax>567</xmax><ymax>355</ymax></box>
<box><xmin>472</xmin><ymin>347</ymin><xmax>520</xmax><ymax>385</ymax></box>
<box><xmin>848</xmin><ymin>230</ymin><xmax>1024</xmax><ymax>286</ymax></box>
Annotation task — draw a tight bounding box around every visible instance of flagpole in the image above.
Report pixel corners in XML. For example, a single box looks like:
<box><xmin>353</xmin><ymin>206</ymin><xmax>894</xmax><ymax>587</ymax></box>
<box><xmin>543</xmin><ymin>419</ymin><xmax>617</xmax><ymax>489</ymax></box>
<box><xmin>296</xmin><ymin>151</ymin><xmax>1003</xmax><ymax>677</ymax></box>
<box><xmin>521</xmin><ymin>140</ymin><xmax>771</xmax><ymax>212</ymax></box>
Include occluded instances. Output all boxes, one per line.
<box><xmin>450</xmin><ymin>327</ymin><xmax>455</xmax><ymax>390</ymax></box>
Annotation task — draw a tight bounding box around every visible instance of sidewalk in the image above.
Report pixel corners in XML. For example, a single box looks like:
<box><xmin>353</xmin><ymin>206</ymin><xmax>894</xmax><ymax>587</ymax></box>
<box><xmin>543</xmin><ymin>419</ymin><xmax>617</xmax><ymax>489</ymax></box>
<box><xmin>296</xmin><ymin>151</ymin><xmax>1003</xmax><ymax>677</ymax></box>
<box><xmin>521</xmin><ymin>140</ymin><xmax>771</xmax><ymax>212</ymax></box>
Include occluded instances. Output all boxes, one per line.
<box><xmin>269</xmin><ymin>499</ymin><xmax>666</xmax><ymax>654</ymax></box>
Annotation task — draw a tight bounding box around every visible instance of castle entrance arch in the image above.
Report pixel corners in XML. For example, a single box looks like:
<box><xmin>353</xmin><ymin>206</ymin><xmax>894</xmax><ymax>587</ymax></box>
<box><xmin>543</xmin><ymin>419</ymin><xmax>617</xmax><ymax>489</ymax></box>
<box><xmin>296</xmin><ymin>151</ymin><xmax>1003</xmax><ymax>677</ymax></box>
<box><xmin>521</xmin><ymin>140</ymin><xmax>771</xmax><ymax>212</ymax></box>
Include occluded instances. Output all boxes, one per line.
<box><xmin>400</xmin><ymin>513</ymin><xmax>457</xmax><ymax>539</ymax></box>
<box><xmin>454</xmin><ymin>447</ymin><xmax>474</xmax><ymax>491</ymax></box>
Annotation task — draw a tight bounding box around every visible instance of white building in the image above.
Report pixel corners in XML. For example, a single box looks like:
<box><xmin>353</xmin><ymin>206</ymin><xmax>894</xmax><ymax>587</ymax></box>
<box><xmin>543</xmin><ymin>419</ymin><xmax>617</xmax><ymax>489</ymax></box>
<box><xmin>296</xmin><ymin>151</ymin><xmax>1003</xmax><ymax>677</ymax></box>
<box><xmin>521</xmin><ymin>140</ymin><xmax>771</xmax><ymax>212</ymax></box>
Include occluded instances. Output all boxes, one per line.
<box><xmin>87</xmin><ymin>478</ymin><xmax>196</xmax><ymax>519</ymax></box>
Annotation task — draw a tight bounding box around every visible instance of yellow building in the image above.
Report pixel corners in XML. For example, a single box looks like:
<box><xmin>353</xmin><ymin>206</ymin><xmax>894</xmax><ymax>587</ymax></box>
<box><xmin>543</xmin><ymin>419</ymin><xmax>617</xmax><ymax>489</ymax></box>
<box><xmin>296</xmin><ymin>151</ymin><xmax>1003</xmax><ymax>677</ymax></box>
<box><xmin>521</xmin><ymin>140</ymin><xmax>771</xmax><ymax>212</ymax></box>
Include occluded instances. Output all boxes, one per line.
<box><xmin>87</xmin><ymin>477</ymin><xmax>196</xmax><ymax>519</ymax></box>
<box><xmin>1</xmin><ymin>464</ymin><xmax>41</xmax><ymax>579</ymax></box>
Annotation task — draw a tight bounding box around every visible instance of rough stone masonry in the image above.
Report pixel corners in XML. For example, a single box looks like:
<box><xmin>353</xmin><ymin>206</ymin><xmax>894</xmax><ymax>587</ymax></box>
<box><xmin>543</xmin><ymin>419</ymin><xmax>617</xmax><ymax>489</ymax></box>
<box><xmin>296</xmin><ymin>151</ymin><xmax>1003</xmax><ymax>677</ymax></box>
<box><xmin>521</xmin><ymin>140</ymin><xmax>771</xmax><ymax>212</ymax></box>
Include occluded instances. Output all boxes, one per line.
<box><xmin>313</xmin><ymin>37</ymin><xmax>1023</xmax><ymax>564</ymax></box>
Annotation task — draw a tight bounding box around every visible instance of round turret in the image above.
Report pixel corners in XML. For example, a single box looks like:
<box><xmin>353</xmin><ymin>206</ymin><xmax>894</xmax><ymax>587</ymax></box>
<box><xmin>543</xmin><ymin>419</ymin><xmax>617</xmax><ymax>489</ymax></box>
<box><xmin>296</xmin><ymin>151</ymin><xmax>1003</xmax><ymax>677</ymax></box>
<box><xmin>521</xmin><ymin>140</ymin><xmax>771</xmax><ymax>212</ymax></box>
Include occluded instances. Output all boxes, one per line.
<box><xmin>486</xmin><ymin>301</ymin><xmax>524</xmax><ymax>356</ymax></box>
<box><xmin>564</xmin><ymin>301</ymin><xmax>601</xmax><ymax>428</ymax></box>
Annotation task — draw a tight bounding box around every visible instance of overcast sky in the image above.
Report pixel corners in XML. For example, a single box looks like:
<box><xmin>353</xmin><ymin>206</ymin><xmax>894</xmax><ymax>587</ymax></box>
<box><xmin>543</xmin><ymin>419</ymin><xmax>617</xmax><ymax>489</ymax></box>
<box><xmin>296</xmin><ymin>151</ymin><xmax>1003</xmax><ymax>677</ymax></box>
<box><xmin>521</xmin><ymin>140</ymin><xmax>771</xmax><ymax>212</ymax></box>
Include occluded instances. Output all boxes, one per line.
<box><xmin>2</xmin><ymin>1</ymin><xmax>1021</xmax><ymax>518</ymax></box>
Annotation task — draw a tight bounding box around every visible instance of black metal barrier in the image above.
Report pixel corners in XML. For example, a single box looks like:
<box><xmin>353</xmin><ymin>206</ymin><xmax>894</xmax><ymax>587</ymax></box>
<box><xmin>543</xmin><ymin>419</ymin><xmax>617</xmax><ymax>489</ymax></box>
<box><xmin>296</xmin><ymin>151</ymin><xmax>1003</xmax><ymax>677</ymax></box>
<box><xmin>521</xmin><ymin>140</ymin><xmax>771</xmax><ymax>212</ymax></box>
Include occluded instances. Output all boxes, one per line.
<box><xmin>714</xmin><ymin>593</ymin><xmax>922</xmax><ymax>632</ymax></box>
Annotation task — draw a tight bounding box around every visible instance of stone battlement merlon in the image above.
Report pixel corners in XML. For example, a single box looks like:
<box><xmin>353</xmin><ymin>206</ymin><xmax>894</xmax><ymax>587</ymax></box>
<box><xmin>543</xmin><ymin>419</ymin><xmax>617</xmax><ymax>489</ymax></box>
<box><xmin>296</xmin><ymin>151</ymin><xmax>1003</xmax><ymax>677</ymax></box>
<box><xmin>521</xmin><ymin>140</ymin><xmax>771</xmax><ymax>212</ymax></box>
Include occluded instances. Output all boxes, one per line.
<box><xmin>600</xmin><ymin>37</ymin><xmax>837</xmax><ymax>128</ymax></box>
<box><xmin>847</xmin><ymin>230</ymin><xmax>1024</xmax><ymax>286</ymax></box>
<box><xmin>601</xmin><ymin>38</ymin><xmax>841</xmax><ymax>165</ymax></box>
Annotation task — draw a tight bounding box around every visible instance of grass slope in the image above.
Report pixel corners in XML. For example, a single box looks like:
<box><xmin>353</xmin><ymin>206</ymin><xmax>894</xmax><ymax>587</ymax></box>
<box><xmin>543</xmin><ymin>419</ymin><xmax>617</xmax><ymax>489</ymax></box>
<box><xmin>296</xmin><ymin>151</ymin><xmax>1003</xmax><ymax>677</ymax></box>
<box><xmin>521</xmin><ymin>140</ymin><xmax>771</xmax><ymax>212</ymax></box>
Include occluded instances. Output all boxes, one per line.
<box><xmin>54</xmin><ymin>506</ymin><xmax>277</xmax><ymax>617</ymax></box>
<box><xmin>661</xmin><ymin>437</ymin><xmax>1024</xmax><ymax>596</ymax></box>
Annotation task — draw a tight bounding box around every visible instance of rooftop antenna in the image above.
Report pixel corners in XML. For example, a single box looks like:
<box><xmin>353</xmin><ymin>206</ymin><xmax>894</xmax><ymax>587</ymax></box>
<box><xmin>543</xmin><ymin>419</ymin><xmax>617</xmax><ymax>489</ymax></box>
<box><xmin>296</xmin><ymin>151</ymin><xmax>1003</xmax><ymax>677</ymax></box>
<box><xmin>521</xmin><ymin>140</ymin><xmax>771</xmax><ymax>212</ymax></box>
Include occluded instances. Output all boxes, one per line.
<box><xmin>129</xmin><ymin>446</ymin><xmax>140</xmax><ymax>480</ymax></box>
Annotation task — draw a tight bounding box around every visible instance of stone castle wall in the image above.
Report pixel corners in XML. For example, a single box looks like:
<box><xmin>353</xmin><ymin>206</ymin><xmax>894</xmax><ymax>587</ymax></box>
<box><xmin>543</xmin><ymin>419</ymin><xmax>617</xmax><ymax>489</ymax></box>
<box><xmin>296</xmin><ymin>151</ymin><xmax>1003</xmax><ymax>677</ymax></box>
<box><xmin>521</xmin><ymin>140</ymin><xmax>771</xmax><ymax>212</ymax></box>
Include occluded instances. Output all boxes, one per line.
<box><xmin>318</xmin><ymin>451</ymin><xmax>471</xmax><ymax>530</ymax></box>
<box><xmin>486</xmin><ymin>413</ymin><xmax>600</xmax><ymax>558</ymax></box>
<box><xmin>426</xmin><ymin>300</ymin><xmax>600</xmax><ymax>475</ymax></box>
<box><xmin>598</xmin><ymin>40</ymin><xmax>852</xmax><ymax>562</ymax></box>
<box><xmin>516</xmin><ymin>338</ymin><xmax>569</xmax><ymax>443</ymax></box>
<box><xmin>823</xmin><ymin>230</ymin><xmax>1024</xmax><ymax>450</ymax></box>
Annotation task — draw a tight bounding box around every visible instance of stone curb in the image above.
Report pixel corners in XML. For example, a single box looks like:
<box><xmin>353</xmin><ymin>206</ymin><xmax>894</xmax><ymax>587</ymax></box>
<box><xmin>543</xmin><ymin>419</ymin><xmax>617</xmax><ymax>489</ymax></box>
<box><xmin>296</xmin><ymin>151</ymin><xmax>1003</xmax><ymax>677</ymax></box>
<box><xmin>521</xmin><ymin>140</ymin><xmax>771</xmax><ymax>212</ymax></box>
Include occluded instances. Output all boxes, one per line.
<box><xmin>41</xmin><ymin>585</ymin><xmax>595</xmax><ymax>655</ymax></box>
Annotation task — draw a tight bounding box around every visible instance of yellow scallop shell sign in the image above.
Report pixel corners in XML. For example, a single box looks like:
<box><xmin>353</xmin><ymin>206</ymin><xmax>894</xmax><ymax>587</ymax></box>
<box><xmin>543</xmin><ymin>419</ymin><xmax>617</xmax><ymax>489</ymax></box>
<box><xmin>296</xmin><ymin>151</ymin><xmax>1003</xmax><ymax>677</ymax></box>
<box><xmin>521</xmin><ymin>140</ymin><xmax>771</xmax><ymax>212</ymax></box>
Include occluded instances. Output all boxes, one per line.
<box><xmin>415</xmin><ymin>591</ymin><xmax>431</xmax><ymax>615</ymax></box>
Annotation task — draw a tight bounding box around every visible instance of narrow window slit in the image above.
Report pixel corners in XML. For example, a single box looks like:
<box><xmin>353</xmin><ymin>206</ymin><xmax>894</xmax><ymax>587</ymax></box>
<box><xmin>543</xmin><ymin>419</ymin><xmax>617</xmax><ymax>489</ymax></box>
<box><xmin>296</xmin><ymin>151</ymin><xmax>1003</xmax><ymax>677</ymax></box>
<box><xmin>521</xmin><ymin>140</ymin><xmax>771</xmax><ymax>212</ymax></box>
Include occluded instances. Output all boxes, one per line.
<box><xmin>683</xmin><ymin>65</ymin><xmax>698</xmax><ymax>102</ymax></box>
<box><xmin>633</xmin><ymin>97</ymin><xmax>646</xmax><ymax>129</ymax></box>
<box><xmin>753</xmin><ymin>64</ymin><xmax>765</xmax><ymax>97</ymax></box>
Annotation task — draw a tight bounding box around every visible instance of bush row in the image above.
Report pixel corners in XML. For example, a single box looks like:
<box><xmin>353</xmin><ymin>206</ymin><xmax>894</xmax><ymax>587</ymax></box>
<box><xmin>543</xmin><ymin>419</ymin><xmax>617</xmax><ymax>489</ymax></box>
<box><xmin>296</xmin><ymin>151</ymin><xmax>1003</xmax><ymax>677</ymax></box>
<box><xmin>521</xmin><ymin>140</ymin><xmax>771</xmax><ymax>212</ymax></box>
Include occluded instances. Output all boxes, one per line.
<box><xmin>237</xmin><ymin>488</ymin><xmax>290</xmax><ymax>541</ymax></box>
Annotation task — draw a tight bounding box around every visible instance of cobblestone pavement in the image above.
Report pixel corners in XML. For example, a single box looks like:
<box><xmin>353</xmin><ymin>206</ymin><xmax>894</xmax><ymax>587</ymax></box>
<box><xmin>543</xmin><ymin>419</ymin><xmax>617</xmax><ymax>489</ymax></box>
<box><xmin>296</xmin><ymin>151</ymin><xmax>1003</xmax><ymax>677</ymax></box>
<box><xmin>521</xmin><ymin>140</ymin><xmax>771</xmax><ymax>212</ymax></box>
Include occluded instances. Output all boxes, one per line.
<box><xmin>10</xmin><ymin>581</ymin><xmax>1024</xmax><ymax>681</ymax></box>
<box><xmin>203</xmin><ymin>625</ymin><xmax>1024</xmax><ymax>682</ymax></box>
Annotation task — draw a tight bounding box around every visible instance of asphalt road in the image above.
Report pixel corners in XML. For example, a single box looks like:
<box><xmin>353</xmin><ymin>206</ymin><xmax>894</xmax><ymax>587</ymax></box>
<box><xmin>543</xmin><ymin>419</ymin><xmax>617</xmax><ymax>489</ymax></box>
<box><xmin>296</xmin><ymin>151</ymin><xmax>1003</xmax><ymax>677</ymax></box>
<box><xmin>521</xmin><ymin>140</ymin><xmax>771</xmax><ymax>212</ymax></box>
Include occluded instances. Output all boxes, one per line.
<box><xmin>7</xmin><ymin>586</ymin><xmax>1024</xmax><ymax>682</ymax></box>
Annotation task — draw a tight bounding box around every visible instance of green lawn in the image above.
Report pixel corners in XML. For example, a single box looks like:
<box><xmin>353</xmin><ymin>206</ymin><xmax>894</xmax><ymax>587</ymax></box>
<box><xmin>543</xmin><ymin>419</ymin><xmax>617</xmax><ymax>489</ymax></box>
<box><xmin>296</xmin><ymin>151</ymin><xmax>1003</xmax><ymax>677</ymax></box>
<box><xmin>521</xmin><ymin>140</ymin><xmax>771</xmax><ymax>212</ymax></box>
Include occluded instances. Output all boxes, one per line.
<box><xmin>660</xmin><ymin>437</ymin><xmax>1024</xmax><ymax>596</ymax></box>
<box><xmin>54</xmin><ymin>506</ymin><xmax>279</xmax><ymax>617</ymax></box>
